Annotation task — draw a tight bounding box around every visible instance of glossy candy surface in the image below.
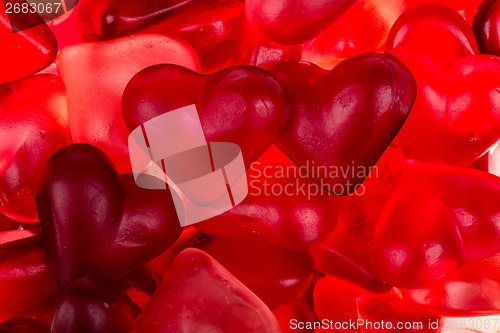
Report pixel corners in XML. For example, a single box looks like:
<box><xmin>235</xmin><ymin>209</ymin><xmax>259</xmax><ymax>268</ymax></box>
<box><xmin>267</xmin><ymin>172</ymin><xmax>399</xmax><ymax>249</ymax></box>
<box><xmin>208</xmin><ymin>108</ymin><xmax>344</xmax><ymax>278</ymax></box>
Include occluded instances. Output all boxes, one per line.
<box><xmin>151</xmin><ymin>228</ymin><xmax>314</xmax><ymax>308</ymax></box>
<box><xmin>37</xmin><ymin>144</ymin><xmax>182</xmax><ymax>286</ymax></box>
<box><xmin>132</xmin><ymin>248</ymin><xmax>281</xmax><ymax>333</ymax></box>
<box><xmin>473</xmin><ymin>0</ymin><xmax>500</xmax><ymax>55</ymax></box>
<box><xmin>0</xmin><ymin>317</ymin><xmax>50</xmax><ymax>333</ymax></box>
<box><xmin>122</xmin><ymin>64</ymin><xmax>290</xmax><ymax>169</ymax></box>
<box><xmin>57</xmin><ymin>34</ymin><xmax>199</xmax><ymax>172</ymax></box>
<box><xmin>0</xmin><ymin>75</ymin><xmax>70</xmax><ymax>222</ymax></box>
<box><xmin>372</xmin><ymin>161</ymin><xmax>500</xmax><ymax>288</ymax></box>
<box><xmin>51</xmin><ymin>277</ymin><xmax>140</xmax><ymax>333</ymax></box>
<box><xmin>195</xmin><ymin>145</ymin><xmax>337</xmax><ymax>249</ymax></box>
<box><xmin>271</xmin><ymin>52</ymin><xmax>416</xmax><ymax>195</ymax></box>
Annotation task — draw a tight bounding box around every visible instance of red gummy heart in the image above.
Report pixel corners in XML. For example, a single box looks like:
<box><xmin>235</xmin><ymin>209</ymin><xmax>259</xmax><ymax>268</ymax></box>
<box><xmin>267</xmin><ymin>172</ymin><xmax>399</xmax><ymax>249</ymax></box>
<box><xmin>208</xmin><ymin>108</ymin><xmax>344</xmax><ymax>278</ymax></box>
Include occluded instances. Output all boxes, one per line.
<box><xmin>132</xmin><ymin>248</ymin><xmax>281</xmax><ymax>333</ymax></box>
<box><xmin>0</xmin><ymin>236</ymin><xmax>58</xmax><ymax>321</ymax></box>
<box><xmin>388</xmin><ymin>4</ymin><xmax>500</xmax><ymax>166</ymax></box>
<box><xmin>271</xmin><ymin>52</ymin><xmax>416</xmax><ymax>195</ymax></box>
<box><xmin>473</xmin><ymin>0</ymin><xmax>500</xmax><ymax>55</ymax></box>
<box><xmin>0</xmin><ymin>74</ymin><xmax>70</xmax><ymax>222</ymax></box>
<box><xmin>245</xmin><ymin>0</ymin><xmax>358</xmax><ymax>45</ymax></box>
<box><xmin>0</xmin><ymin>4</ymin><xmax>57</xmax><ymax>84</ymax></box>
<box><xmin>273</xmin><ymin>302</ymin><xmax>315</xmax><ymax>333</ymax></box>
<box><xmin>0</xmin><ymin>317</ymin><xmax>50</xmax><ymax>333</ymax></box>
<box><xmin>122</xmin><ymin>64</ymin><xmax>290</xmax><ymax>169</ymax></box>
<box><xmin>36</xmin><ymin>144</ymin><xmax>182</xmax><ymax>286</ymax></box>
<box><xmin>57</xmin><ymin>34</ymin><xmax>199</xmax><ymax>172</ymax></box>
<box><xmin>400</xmin><ymin>254</ymin><xmax>500</xmax><ymax>316</ymax></box>
<box><xmin>195</xmin><ymin>145</ymin><xmax>337</xmax><ymax>249</ymax></box>
<box><xmin>151</xmin><ymin>228</ymin><xmax>314</xmax><ymax>309</ymax></box>
<box><xmin>79</xmin><ymin>0</ymin><xmax>244</xmax><ymax>72</ymax></box>
<box><xmin>51</xmin><ymin>277</ymin><xmax>139</xmax><ymax>333</ymax></box>
<box><xmin>372</xmin><ymin>161</ymin><xmax>500</xmax><ymax>288</ymax></box>
<box><xmin>310</xmin><ymin>147</ymin><xmax>405</xmax><ymax>293</ymax></box>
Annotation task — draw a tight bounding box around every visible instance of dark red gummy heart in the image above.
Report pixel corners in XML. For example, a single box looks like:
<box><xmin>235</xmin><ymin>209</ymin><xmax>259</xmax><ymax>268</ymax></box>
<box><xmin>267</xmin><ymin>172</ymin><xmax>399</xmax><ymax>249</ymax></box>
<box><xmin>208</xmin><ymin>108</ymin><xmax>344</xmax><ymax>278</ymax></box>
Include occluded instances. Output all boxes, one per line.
<box><xmin>0</xmin><ymin>317</ymin><xmax>50</xmax><ymax>333</ymax></box>
<box><xmin>271</xmin><ymin>52</ymin><xmax>416</xmax><ymax>195</ymax></box>
<box><xmin>473</xmin><ymin>0</ymin><xmax>500</xmax><ymax>55</ymax></box>
<box><xmin>132</xmin><ymin>248</ymin><xmax>281</xmax><ymax>332</ymax></box>
<box><xmin>36</xmin><ymin>144</ymin><xmax>182</xmax><ymax>286</ymax></box>
<box><xmin>122</xmin><ymin>64</ymin><xmax>290</xmax><ymax>169</ymax></box>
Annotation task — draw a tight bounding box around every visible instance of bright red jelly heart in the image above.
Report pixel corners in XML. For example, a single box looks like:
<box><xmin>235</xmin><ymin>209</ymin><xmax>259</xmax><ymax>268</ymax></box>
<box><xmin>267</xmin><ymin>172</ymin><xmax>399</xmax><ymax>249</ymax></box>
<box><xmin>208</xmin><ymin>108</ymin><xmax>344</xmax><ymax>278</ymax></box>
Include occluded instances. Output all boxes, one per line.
<box><xmin>0</xmin><ymin>4</ymin><xmax>58</xmax><ymax>84</ymax></box>
<box><xmin>245</xmin><ymin>0</ymin><xmax>358</xmax><ymax>45</ymax></box>
<box><xmin>195</xmin><ymin>145</ymin><xmax>337</xmax><ymax>249</ymax></box>
<box><xmin>272</xmin><ymin>302</ymin><xmax>315</xmax><ymax>333</ymax></box>
<box><xmin>56</xmin><ymin>34</ymin><xmax>199</xmax><ymax>172</ymax></box>
<box><xmin>151</xmin><ymin>228</ymin><xmax>314</xmax><ymax>309</ymax></box>
<box><xmin>122</xmin><ymin>64</ymin><xmax>290</xmax><ymax>169</ymax></box>
<box><xmin>399</xmin><ymin>254</ymin><xmax>500</xmax><ymax>316</ymax></box>
<box><xmin>310</xmin><ymin>147</ymin><xmax>405</xmax><ymax>293</ymax></box>
<box><xmin>271</xmin><ymin>52</ymin><xmax>416</xmax><ymax>196</ymax></box>
<box><xmin>132</xmin><ymin>248</ymin><xmax>281</xmax><ymax>333</ymax></box>
<box><xmin>473</xmin><ymin>0</ymin><xmax>500</xmax><ymax>55</ymax></box>
<box><xmin>0</xmin><ymin>317</ymin><xmax>50</xmax><ymax>333</ymax></box>
<box><xmin>51</xmin><ymin>277</ymin><xmax>140</xmax><ymax>333</ymax></box>
<box><xmin>0</xmin><ymin>74</ymin><xmax>70</xmax><ymax>222</ymax></box>
<box><xmin>0</xmin><ymin>236</ymin><xmax>58</xmax><ymax>321</ymax></box>
<box><xmin>372</xmin><ymin>161</ymin><xmax>500</xmax><ymax>288</ymax></box>
<box><xmin>36</xmin><ymin>144</ymin><xmax>182</xmax><ymax>286</ymax></box>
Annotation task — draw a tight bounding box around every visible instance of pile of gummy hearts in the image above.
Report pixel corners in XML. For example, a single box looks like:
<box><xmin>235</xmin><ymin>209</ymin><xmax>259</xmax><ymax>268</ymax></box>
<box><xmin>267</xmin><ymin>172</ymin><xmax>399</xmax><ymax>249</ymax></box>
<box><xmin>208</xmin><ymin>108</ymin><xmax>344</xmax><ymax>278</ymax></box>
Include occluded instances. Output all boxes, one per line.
<box><xmin>1</xmin><ymin>0</ymin><xmax>500</xmax><ymax>331</ymax></box>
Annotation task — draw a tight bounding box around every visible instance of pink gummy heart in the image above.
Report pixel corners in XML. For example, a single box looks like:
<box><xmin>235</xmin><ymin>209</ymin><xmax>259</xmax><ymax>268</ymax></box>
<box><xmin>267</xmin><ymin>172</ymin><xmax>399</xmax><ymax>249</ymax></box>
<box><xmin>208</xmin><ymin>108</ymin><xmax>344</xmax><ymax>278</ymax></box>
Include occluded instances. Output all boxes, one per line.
<box><xmin>195</xmin><ymin>145</ymin><xmax>337</xmax><ymax>249</ymax></box>
<box><xmin>0</xmin><ymin>4</ymin><xmax>57</xmax><ymax>84</ymax></box>
<box><xmin>372</xmin><ymin>161</ymin><xmax>500</xmax><ymax>288</ymax></box>
<box><xmin>57</xmin><ymin>34</ymin><xmax>200</xmax><ymax>172</ymax></box>
<box><xmin>245</xmin><ymin>0</ymin><xmax>358</xmax><ymax>45</ymax></box>
<box><xmin>271</xmin><ymin>52</ymin><xmax>416</xmax><ymax>195</ymax></box>
<box><xmin>0</xmin><ymin>74</ymin><xmax>71</xmax><ymax>222</ymax></box>
<box><xmin>122</xmin><ymin>64</ymin><xmax>290</xmax><ymax>169</ymax></box>
<box><xmin>36</xmin><ymin>144</ymin><xmax>182</xmax><ymax>286</ymax></box>
<box><xmin>132</xmin><ymin>248</ymin><xmax>281</xmax><ymax>333</ymax></box>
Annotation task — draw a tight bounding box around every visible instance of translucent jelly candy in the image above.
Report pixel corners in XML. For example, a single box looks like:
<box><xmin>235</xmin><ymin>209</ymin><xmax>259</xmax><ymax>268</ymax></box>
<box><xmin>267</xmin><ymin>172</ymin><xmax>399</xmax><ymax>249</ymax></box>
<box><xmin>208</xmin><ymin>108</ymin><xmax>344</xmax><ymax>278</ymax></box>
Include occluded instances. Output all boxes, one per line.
<box><xmin>151</xmin><ymin>228</ymin><xmax>314</xmax><ymax>309</ymax></box>
<box><xmin>57</xmin><ymin>34</ymin><xmax>199</xmax><ymax>172</ymax></box>
<box><xmin>473</xmin><ymin>0</ymin><xmax>500</xmax><ymax>55</ymax></box>
<box><xmin>400</xmin><ymin>254</ymin><xmax>500</xmax><ymax>316</ymax></box>
<box><xmin>36</xmin><ymin>144</ymin><xmax>182</xmax><ymax>286</ymax></box>
<box><xmin>310</xmin><ymin>147</ymin><xmax>406</xmax><ymax>293</ymax></box>
<box><xmin>0</xmin><ymin>74</ymin><xmax>70</xmax><ymax>222</ymax></box>
<box><xmin>0</xmin><ymin>317</ymin><xmax>50</xmax><ymax>333</ymax></box>
<box><xmin>388</xmin><ymin>4</ymin><xmax>500</xmax><ymax>166</ymax></box>
<box><xmin>79</xmin><ymin>0</ymin><xmax>245</xmax><ymax>72</ymax></box>
<box><xmin>132</xmin><ymin>248</ymin><xmax>281</xmax><ymax>333</ymax></box>
<box><xmin>51</xmin><ymin>277</ymin><xmax>140</xmax><ymax>333</ymax></box>
<box><xmin>372</xmin><ymin>161</ymin><xmax>500</xmax><ymax>288</ymax></box>
<box><xmin>0</xmin><ymin>3</ymin><xmax>57</xmax><ymax>84</ymax></box>
<box><xmin>195</xmin><ymin>145</ymin><xmax>337</xmax><ymax>249</ymax></box>
<box><xmin>122</xmin><ymin>64</ymin><xmax>290</xmax><ymax>170</ymax></box>
<box><xmin>245</xmin><ymin>0</ymin><xmax>358</xmax><ymax>45</ymax></box>
<box><xmin>0</xmin><ymin>236</ymin><xmax>58</xmax><ymax>320</ymax></box>
<box><xmin>270</xmin><ymin>52</ymin><xmax>416</xmax><ymax>196</ymax></box>
<box><xmin>272</xmin><ymin>302</ymin><xmax>315</xmax><ymax>333</ymax></box>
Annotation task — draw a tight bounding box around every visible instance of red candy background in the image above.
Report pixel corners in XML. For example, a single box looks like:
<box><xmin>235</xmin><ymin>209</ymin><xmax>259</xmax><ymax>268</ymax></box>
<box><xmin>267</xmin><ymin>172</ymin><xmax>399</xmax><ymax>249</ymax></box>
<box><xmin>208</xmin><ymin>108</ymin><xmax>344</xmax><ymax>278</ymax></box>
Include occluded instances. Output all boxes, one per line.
<box><xmin>0</xmin><ymin>0</ymin><xmax>500</xmax><ymax>332</ymax></box>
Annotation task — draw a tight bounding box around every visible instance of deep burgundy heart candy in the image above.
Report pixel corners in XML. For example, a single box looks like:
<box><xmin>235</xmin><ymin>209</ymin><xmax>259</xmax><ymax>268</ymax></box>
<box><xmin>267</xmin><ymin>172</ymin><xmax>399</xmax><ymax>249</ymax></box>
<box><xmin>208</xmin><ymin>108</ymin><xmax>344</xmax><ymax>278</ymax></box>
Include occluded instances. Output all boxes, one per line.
<box><xmin>122</xmin><ymin>64</ymin><xmax>290</xmax><ymax>169</ymax></box>
<box><xmin>372</xmin><ymin>161</ymin><xmax>500</xmax><ymax>288</ymax></box>
<box><xmin>36</xmin><ymin>144</ymin><xmax>182</xmax><ymax>286</ymax></box>
<box><xmin>150</xmin><ymin>228</ymin><xmax>314</xmax><ymax>309</ymax></box>
<box><xmin>195</xmin><ymin>145</ymin><xmax>338</xmax><ymax>249</ymax></box>
<box><xmin>473</xmin><ymin>0</ymin><xmax>500</xmax><ymax>55</ymax></box>
<box><xmin>132</xmin><ymin>248</ymin><xmax>281</xmax><ymax>333</ymax></box>
<box><xmin>51</xmin><ymin>277</ymin><xmax>140</xmax><ymax>333</ymax></box>
<box><xmin>0</xmin><ymin>6</ymin><xmax>57</xmax><ymax>84</ymax></box>
<box><xmin>0</xmin><ymin>236</ymin><xmax>59</xmax><ymax>321</ymax></box>
<box><xmin>0</xmin><ymin>74</ymin><xmax>71</xmax><ymax>222</ymax></box>
<box><xmin>245</xmin><ymin>0</ymin><xmax>358</xmax><ymax>45</ymax></box>
<box><xmin>0</xmin><ymin>317</ymin><xmax>50</xmax><ymax>333</ymax></box>
<box><xmin>271</xmin><ymin>52</ymin><xmax>416</xmax><ymax>196</ymax></box>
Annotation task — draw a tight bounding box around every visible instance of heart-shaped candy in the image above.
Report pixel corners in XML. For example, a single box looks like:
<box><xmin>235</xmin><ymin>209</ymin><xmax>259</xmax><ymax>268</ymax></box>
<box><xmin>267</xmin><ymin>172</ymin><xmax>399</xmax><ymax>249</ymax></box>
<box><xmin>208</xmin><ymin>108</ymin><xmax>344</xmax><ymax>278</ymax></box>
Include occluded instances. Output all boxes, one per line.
<box><xmin>271</xmin><ymin>52</ymin><xmax>416</xmax><ymax>195</ymax></box>
<box><xmin>473</xmin><ymin>0</ymin><xmax>500</xmax><ymax>55</ymax></box>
